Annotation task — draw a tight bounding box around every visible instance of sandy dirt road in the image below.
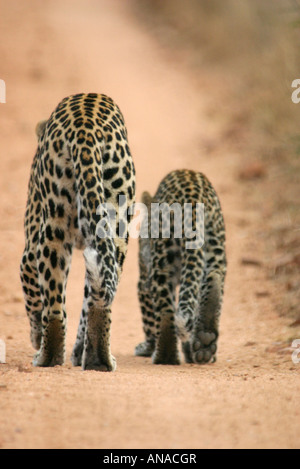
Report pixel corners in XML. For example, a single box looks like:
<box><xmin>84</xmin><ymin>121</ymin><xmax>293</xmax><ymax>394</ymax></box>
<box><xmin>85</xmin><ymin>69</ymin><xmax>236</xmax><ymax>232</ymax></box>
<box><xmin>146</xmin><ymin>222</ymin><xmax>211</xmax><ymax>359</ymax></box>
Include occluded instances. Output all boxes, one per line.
<box><xmin>0</xmin><ymin>0</ymin><xmax>299</xmax><ymax>449</ymax></box>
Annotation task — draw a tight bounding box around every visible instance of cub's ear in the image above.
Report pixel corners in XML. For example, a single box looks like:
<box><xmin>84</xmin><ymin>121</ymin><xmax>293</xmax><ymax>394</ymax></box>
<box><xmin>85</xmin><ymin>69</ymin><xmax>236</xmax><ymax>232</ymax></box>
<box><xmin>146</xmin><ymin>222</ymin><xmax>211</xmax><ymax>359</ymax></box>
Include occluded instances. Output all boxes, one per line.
<box><xmin>141</xmin><ymin>191</ymin><xmax>152</xmax><ymax>209</ymax></box>
<box><xmin>35</xmin><ymin>120</ymin><xmax>48</xmax><ymax>139</ymax></box>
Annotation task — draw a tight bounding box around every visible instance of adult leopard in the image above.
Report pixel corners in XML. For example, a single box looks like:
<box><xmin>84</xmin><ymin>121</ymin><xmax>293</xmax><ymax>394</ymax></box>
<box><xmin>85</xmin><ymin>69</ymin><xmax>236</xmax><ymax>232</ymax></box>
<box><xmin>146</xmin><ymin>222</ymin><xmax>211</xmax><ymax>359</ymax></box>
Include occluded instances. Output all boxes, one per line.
<box><xmin>20</xmin><ymin>93</ymin><xmax>135</xmax><ymax>371</ymax></box>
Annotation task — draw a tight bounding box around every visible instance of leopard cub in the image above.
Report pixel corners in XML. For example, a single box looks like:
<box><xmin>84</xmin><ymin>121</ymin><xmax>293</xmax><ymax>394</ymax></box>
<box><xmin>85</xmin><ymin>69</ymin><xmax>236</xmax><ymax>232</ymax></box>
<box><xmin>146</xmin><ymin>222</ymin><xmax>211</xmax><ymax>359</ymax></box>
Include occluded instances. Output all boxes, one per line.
<box><xmin>135</xmin><ymin>169</ymin><xmax>226</xmax><ymax>365</ymax></box>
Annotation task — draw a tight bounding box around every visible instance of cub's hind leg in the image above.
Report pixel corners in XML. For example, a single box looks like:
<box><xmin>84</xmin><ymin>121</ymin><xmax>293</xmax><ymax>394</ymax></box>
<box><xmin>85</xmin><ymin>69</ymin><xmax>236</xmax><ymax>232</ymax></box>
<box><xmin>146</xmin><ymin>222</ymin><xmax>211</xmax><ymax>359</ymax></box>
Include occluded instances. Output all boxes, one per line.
<box><xmin>150</xmin><ymin>239</ymin><xmax>180</xmax><ymax>365</ymax></box>
<box><xmin>135</xmin><ymin>279</ymin><xmax>156</xmax><ymax>357</ymax></box>
<box><xmin>177</xmin><ymin>249</ymin><xmax>204</xmax><ymax>363</ymax></box>
<box><xmin>190</xmin><ymin>268</ymin><xmax>226</xmax><ymax>364</ymax></box>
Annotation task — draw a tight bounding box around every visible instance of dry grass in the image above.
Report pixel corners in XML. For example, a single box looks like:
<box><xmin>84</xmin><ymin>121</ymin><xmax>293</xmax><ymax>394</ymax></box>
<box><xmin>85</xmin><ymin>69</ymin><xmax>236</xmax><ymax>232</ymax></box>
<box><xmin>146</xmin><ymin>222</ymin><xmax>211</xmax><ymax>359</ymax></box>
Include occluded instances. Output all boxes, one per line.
<box><xmin>134</xmin><ymin>0</ymin><xmax>300</xmax><ymax>322</ymax></box>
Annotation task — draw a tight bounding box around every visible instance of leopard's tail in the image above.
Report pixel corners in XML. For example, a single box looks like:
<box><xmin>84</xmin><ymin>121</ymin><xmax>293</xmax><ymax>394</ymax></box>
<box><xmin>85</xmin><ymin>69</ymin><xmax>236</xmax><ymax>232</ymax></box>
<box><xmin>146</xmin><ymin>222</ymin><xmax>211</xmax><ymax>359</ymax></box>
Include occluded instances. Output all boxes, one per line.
<box><xmin>83</xmin><ymin>244</ymin><xmax>118</xmax><ymax>307</ymax></box>
<box><xmin>74</xmin><ymin>145</ymin><xmax>119</xmax><ymax>307</ymax></box>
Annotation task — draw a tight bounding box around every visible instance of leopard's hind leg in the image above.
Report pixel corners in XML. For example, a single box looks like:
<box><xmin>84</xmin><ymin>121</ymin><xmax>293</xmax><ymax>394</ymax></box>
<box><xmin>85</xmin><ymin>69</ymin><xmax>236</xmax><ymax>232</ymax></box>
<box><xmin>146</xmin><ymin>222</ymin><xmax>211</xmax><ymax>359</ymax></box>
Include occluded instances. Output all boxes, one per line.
<box><xmin>135</xmin><ymin>278</ymin><xmax>156</xmax><ymax>357</ymax></box>
<box><xmin>150</xmin><ymin>239</ymin><xmax>180</xmax><ymax>365</ymax></box>
<box><xmin>20</xmin><ymin>249</ymin><xmax>42</xmax><ymax>351</ymax></box>
<box><xmin>189</xmin><ymin>269</ymin><xmax>226</xmax><ymax>363</ymax></box>
<box><xmin>189</xmin><ymin>225</ymin><xmax>227</xmax><ymax>364</ymax></box>
<box><xmin>70</xmin><ymin>273</ymin><xmax>89</xmax><ymax>366</ymax></box>
<box><xmin>80</xmin><ymin>242</ymin><xmax>118</xmax><ymax>371</ymax></box>
<box><xmin>176</xmin><ymin>248</ymin><xmax>204</xmax><ymax>363</ymax></box>
<box><xmin>32</xmin><ymin>228</ymin><xmax>73</xmax><ymax>367</ymax></box>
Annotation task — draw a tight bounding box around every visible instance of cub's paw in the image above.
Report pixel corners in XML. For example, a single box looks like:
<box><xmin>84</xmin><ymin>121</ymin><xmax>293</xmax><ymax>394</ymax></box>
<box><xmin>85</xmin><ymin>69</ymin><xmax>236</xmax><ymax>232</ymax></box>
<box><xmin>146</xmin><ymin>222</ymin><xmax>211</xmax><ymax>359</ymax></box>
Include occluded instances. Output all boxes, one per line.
<box><xmin>182</xmin><ymin>341</ymin><xmax>193</xmax><ymax>363</ymax></box>
<box><xmin>135</xmin><ymin>339</ymin><xmax>155</xmax><ymax>357</ymax></box>
<box><xmin>82</xmin><ymin>353</ymin><xmax>116</xmax><ymax>372</ymax></box>
<box><xmin>71</xmin><ymin>342</ymin><xmax>84</xmax><ymax>367</ymax></box>
<box><xmin>152</xmin><ymin>353</ymin><xmax>180</xmax><ymax>365</ymax></box>
<box><xmin>152</xmin><ymin>347</ymin><xmax>180</xmax><ymax>365</ymax></box>
<box><xmin>190</xmin><ymin>331</ymin><xmax>218</xmax><ymax>364</ymax></box>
